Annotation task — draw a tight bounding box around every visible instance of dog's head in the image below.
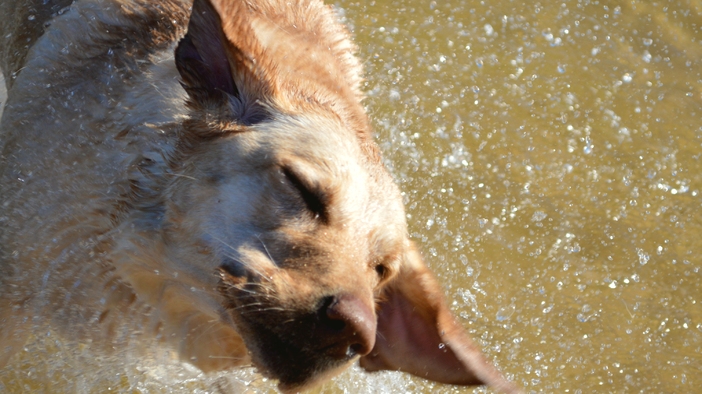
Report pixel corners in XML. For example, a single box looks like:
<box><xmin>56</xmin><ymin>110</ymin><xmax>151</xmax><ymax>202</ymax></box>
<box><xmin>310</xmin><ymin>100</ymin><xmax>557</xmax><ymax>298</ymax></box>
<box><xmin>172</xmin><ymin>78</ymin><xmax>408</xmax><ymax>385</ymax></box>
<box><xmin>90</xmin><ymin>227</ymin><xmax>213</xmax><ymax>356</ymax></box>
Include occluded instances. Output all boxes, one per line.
<box><xmin>164</xmin><ymin>0</ymin><xmax>517</xmax><ymax>392</ymax></box>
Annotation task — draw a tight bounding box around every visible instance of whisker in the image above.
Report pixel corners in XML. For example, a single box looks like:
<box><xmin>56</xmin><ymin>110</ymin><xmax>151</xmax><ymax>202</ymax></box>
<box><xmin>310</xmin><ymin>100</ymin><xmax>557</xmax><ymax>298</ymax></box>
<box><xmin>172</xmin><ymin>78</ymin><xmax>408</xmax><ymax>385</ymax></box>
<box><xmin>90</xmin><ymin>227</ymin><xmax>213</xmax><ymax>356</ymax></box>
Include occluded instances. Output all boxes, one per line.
<box><xmin>229</xmin><ymin>287</ymin><xmax>259</xmax><ymax>296</ymax></box>
<box><xmin>208</xmin><ymin>236</ymin><xmax>271</xmax><ymax>281</ymax></box>
<box><xmin>191</xmin><ymin>318</ymin><xmax>222</xmax><ymax>343</ymax></box>
<box><xmin>255</xmin><ymin>234</ymin><xmax>277</xmax><ymax>266</ymax></box>
<box><xmin>238</xmin><ymin>307</ymin><xmax>289</xmax><ymax>315</ymax></box>
<box><xmin>238</xmin><ymin>281</ymin><xmax>279</xmax><ymax>292</ymax></box>
<box><xmin>222</xmin><ymin>252</ymin><xmax>269</xmax><ymax>280</ymax></box>
<box><xmin>165</xmin><ymin>172</ymin><xmax>198</xmax><ymax>181</ymax></box>
<box><xmin>209</xmin><ymin>234</ymin><xmax>238</xmax><ymax>254</ymax></box>
<box><xmin>228</xmin><ymin>302</ymin><xmax>268</xmax><ymax>310</ymax></box>
<box><xmin>208</xmin><ymin>355</ymin><xmax>247</xmax><ymax>360</ymax></box>
<box><xmin>233</xmin><ymin>301</ymin><xmax>288</xmax><ymax>312</ymax></box>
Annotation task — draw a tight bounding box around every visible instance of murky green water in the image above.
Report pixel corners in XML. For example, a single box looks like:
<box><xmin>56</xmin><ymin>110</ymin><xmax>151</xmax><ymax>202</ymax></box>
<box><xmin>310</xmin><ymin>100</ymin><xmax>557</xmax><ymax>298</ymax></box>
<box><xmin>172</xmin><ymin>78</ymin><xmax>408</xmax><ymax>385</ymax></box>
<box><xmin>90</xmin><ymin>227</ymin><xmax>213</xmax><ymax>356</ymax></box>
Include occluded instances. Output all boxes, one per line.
<box><xmin>349</xmin><ymin>0</ymin><xmax>702</xmax><ymax>392</ymax></box>
<box><xmin>2</xmin><ymin>0</ymin><xmax>700</xmax><ymax>393</ymax></box>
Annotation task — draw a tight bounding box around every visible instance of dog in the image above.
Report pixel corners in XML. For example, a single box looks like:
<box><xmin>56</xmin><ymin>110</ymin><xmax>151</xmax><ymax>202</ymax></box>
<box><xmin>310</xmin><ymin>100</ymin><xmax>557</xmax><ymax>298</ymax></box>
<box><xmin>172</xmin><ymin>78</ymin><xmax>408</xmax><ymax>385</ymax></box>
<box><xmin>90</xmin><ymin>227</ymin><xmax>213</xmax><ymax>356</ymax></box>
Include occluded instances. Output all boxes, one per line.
<box><xmin>0</xmin><ymin>0</ymin><xmax>520</xmax><ymax>392</ymax></box>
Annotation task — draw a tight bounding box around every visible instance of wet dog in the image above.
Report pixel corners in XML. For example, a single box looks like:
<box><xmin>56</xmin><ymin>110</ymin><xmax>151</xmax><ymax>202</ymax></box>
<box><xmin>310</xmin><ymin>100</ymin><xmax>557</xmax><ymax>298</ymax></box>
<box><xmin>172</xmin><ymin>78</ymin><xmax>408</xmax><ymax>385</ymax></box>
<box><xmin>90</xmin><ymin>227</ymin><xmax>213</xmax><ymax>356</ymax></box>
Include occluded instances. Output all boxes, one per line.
<box><xmin>0</xmin><ymin>0</ymin><xmax>519</xmax><ymax>392</ymax></box>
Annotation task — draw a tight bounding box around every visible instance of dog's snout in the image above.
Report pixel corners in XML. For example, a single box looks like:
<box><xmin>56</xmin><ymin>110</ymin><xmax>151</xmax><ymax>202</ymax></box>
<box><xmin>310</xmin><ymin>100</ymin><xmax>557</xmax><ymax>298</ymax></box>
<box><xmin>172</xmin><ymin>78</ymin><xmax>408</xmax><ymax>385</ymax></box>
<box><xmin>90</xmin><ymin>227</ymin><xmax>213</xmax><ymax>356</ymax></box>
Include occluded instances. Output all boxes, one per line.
<box><xmin>321</xmin><ymin>293</ymin><xmax>377</xmax><ymax>358</ymax></box>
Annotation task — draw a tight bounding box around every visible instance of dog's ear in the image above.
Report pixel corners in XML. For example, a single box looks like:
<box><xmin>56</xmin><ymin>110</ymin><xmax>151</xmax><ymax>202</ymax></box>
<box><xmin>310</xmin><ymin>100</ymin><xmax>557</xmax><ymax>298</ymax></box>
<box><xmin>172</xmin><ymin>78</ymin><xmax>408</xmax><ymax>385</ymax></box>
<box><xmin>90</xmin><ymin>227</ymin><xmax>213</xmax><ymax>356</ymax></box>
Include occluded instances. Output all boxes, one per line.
<box><xmin>176</xmin><ymin>0</ymin><xmax>371</xmax><ymax>133</ymax></box>
<box><xmin>175</xmin><ymin>0</ymin><xmax>269</xmax><ymax>123</ymax></box>
<box><xmin>360</xmin><ymin>243</ymin><xmax>520</xmax><ymax>393</ymax></box>
<box><xmin>175</xmin><ymin>0</ymin><xmax>236</xmax><ymax>100</ymax></box>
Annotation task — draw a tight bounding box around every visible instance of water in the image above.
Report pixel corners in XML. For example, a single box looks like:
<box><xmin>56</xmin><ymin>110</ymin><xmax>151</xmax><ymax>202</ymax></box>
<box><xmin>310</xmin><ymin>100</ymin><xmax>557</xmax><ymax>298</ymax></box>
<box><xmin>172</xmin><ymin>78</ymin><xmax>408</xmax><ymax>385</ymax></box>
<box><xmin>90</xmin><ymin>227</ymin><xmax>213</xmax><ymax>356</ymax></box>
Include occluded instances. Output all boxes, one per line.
<box><xmin>2</xmin><ymin>0</ymin><xmax>701</xmax><ymax>392</ymax></box>
<box><xmin>351</xmin><ymin>0</ymin><xmax>701</xmax><ymax>392</ymax></box>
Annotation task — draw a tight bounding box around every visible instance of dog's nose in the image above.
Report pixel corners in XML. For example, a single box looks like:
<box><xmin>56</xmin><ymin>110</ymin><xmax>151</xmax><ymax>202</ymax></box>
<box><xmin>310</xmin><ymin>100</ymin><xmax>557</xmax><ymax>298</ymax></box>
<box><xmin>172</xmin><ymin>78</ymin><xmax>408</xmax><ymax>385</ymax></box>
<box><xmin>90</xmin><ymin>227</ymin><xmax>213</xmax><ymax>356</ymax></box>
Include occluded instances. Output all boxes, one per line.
<box><xmin>322</xmin><ymin>293</ymin><xmax>377</xmax><ymax>358</ymax></box>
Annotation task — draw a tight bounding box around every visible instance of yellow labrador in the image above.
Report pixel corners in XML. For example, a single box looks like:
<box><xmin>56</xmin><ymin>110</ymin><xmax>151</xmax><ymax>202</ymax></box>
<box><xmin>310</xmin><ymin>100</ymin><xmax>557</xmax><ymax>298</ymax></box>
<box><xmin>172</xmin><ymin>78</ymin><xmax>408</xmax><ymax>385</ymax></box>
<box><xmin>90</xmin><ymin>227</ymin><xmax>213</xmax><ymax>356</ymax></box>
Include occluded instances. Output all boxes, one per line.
<box><xmin>0</xmin><ymin>0</ymin><xmax>520</xmax><ymax>392</ymax></box>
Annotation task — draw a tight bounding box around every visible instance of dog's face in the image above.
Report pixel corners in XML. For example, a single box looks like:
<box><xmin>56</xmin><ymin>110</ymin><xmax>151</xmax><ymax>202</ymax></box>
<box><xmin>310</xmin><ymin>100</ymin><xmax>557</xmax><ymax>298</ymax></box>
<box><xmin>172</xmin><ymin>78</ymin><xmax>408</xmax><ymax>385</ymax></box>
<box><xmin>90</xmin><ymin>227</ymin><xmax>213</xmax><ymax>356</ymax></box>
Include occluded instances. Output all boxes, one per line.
<box><xmin>171</xmin><ymin>113</ymin><xmax>406</xmax><ymax>388</ymax></box>
<box><xmin>164</xmin><ymin>0</ymin><xmax>518</xmax><ymax>392</ymax></box>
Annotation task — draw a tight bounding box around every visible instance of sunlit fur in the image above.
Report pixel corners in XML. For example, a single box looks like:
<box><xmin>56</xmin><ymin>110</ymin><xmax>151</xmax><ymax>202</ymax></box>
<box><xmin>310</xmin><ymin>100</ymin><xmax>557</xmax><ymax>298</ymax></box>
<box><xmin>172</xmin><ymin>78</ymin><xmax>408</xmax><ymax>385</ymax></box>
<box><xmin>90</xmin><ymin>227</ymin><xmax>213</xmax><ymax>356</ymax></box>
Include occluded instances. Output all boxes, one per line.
<box><xmin>0</xmin><ymin>0</ymin><xmax>519</xmax><ymax>393</ymax></box>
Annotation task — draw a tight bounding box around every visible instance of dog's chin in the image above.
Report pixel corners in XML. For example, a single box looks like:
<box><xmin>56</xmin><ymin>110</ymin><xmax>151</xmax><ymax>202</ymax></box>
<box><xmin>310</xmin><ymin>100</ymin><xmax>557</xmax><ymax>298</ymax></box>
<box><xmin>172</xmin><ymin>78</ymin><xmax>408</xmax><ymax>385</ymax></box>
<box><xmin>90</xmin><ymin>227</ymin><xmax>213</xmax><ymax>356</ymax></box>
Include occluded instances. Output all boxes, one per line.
<box><xmin>237</xmin><ymin>319</ymin><xmax>359</xmax><ymax>391</ymax></box>
<box><xmin>248</xmin><ymin>339</ymin><xmax>358</xmax><ymax>391</ymax></box>
<box><xmin>275</xmin><ymin>360</ymin><xmax>356</xmax><ymax>394</ymax></box>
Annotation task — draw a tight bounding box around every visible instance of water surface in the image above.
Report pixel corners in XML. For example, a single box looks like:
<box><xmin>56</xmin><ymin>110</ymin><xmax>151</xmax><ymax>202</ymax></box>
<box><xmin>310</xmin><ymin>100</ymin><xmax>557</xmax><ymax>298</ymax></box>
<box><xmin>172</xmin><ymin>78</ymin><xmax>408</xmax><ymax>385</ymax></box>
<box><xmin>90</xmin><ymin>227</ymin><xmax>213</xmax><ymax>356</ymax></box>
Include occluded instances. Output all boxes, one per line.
<box><xmin>352</xmin><ymin>0</ymin><xmax>701</xmax><ymax>392</ymax></box>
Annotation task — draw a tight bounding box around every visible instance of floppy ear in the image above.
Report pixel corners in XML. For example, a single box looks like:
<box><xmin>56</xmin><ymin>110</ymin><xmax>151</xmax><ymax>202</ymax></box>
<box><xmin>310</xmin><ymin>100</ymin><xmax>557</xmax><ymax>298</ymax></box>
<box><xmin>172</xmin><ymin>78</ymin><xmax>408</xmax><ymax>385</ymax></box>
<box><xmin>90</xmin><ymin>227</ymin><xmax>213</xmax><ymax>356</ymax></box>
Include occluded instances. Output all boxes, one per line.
<box><xmin>360</xmin><ymin>244</ymin><xmax>521</xmax><ymax>394</ymax></box>
<box><xmin>175</xmin><ymin>0</ymin><xmax>371</xmax><ymax>133</ymax></box>
<box><xmin>175</xmin><ymin>0</ymin><xmax>237</xmax><ymax>101</ymax></box>
<box><xmin>175</xmin><ymin>0</ymin><xmax>269</xmax><ymax>123</ymax></box>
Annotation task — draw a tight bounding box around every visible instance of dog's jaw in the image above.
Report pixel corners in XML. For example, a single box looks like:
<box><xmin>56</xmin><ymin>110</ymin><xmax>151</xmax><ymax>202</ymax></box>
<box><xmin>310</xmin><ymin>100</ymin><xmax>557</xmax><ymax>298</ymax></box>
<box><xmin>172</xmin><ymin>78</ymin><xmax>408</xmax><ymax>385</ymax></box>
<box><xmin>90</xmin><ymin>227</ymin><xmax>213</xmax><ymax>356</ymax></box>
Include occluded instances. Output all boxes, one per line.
<box><xmin>210</xmin><ymin>168</ymin><xmax>403</xmax><ymax>389</ymax></box>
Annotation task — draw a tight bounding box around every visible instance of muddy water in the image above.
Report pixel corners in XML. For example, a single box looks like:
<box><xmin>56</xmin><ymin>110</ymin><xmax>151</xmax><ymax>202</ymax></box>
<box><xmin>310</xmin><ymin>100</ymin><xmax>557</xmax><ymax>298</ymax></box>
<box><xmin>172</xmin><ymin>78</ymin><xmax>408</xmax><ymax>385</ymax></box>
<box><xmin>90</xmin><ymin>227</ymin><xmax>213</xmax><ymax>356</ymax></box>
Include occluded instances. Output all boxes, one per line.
<box><xmin>348</xmin><ymin>0</ymin><xmax>702</xmax><ymax>392</ymax></box>
<box><xmin>2</xmin><ymin>0</ymin><xmax>701</xmax><ymax>393</ymax></box>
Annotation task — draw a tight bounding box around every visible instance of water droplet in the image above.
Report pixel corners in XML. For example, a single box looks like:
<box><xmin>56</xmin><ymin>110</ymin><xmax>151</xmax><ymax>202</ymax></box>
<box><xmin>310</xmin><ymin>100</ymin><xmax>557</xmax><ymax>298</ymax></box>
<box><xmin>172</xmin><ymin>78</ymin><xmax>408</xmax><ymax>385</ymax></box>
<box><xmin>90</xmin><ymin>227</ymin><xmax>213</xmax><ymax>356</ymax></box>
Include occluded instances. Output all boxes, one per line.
<box><xmin>484</xmin><ymin>24</ymin><xmax>494</xmax><ymax>36</ymax></box>
<box><xmin>531</xmin><ymin>211</ymin><xmax>547</xmax><ymax>222</ymax></box>
<box><xmin>28</xmin><ymin>14</ymin><xmax>36</xmax><ymax>21</ymax></box>
<box><xmin>637</xmin><ymin>249</ymin><xmax>649</xmax><ymax>265</ymax></box>
<box><xmin>642</xmin><ymin>51</ymin><xmax>651</xmax><ymax>63</ymax></box>
<box><xmin>622</xmin><ymin>73</ymin><xmax>633</xmax><ymax>83</ymax></box>
<box><xmin>557</xmin><ymin>64</ymin><xmax>566</xmax><ymax>73</ymax></box>
<box><xmin>496</xmin><ymin>304</ymin><xmax>516</xmax><ymax>321</ymax></box>
<box><xmin>643</xmin><ymin>38</ymin><xmax>653</xmax><ymax>46</ymax></box>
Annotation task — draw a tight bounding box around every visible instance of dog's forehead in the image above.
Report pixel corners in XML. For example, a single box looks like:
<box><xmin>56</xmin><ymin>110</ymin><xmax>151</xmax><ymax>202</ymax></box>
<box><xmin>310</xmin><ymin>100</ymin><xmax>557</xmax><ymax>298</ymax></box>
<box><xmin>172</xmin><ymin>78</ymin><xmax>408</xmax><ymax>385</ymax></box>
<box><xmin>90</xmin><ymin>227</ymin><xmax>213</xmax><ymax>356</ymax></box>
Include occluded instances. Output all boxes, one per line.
<box><xmin>250</xmin><ymin>112</ymin><xmax>408</xmax><ymax>238</ymax></box>
<box><xmin>256</xmin><ymin>113</ymin><xmax>365</xmax><ymax>154</ymax></box>
<box><xmin>278</xmin><ymin>115</ymin><xmax>402</xmax><ymax>199</ymax></box>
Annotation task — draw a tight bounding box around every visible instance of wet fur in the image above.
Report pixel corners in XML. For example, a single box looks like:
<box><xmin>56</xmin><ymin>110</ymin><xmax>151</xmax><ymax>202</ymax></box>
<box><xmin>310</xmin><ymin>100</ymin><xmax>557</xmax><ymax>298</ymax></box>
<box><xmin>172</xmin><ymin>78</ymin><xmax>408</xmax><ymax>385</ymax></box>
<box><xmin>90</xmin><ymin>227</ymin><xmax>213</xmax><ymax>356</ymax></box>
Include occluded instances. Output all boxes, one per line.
<box><xmin>0</xmin><ymin>0</ymin><xmax>520</xmax><ymax>392</ymax></box>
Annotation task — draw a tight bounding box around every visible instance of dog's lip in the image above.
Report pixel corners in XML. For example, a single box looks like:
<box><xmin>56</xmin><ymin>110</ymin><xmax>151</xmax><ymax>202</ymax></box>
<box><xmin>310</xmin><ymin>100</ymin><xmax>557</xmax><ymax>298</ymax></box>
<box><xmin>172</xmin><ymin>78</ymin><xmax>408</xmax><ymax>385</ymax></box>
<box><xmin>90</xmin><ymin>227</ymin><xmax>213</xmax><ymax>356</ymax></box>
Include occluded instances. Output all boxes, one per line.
<box><xmin>317</xmin><ymin>340</ymin><xmax>363</xmax><ymax>361</ymax></box>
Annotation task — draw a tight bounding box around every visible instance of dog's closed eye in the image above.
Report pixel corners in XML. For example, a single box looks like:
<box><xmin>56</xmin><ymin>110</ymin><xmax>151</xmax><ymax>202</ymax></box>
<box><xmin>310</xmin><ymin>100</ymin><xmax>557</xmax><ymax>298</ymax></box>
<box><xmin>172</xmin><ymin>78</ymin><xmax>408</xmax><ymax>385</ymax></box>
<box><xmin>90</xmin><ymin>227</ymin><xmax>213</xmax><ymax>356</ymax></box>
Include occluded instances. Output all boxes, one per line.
<box><xmin>281</xmin><ymin>166</ymin><xmax>328</xmax><ymax>222</ymax></box>
<box><xmin>372</xmin><ymin>253</ymin><xmax>400</xmax><ymax>287</ymax></box>
<box><xmin>375</xmin><ymin>264</ymin><xmax>387</xmax><ymax>279</ymax></box>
